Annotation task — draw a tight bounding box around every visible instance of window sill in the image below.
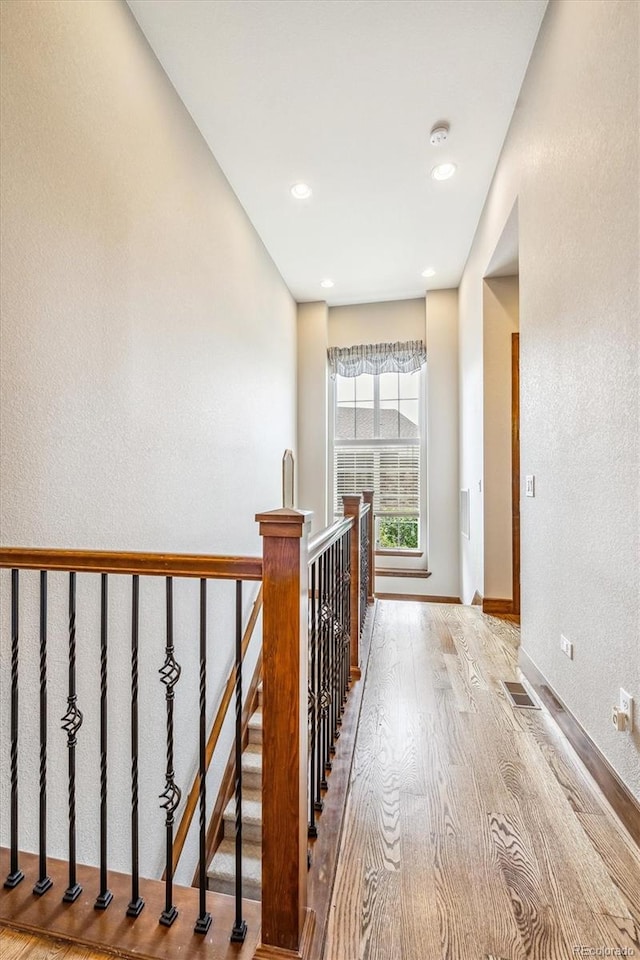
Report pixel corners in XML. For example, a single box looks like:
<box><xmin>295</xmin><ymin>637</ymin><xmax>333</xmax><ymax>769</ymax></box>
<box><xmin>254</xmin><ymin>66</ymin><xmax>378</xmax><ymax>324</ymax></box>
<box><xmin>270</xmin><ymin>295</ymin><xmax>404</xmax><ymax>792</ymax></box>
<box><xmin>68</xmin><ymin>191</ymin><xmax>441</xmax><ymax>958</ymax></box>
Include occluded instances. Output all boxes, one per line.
<box><xmin>375</xmin><ymin>549</ymin><xmax>424</xmax><ymax>558</ymax></box>
<box><xmin>375</xmin><ymin>569</ymin><xmax>432</xmax><ymax>579</ymax></box>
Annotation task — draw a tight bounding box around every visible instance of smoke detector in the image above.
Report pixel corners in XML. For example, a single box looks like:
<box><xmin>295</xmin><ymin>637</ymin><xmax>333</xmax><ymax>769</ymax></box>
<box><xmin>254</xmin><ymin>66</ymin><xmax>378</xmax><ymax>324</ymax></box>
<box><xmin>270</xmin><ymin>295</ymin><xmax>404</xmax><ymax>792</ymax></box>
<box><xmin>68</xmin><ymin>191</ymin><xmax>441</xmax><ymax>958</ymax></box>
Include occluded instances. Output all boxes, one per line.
<box><xmin>430</xmin><ymin>122</ymin><xmax>449</xmax><ymax>146</ymax></box>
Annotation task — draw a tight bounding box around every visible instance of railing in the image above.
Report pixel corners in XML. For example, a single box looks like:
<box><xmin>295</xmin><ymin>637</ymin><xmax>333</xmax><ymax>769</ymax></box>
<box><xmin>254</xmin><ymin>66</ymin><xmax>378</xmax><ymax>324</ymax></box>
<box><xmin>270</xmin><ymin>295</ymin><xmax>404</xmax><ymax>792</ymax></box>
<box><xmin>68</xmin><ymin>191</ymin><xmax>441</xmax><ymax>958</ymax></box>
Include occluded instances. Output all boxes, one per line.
<box><xmin>0</xmin><ymin>497</ymin><xmax>375</xmax><ymax>960</ymax></box>
<box><xmin>307</xmin><ymin>516</ymin><xmax>352</xmax><ymax>842</ymax></box>
<box><xmin>0</xmin><ymin>549</ymin><xmax>260</xmax><ymax>944</ymax></box>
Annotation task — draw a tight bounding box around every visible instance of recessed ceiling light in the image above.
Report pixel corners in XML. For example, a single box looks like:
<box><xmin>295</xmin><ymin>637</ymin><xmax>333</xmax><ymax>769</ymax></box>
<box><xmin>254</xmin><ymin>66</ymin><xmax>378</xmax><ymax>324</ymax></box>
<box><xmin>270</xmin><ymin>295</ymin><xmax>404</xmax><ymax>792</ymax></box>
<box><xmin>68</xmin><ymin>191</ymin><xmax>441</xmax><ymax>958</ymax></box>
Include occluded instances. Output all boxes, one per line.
<box><xmin>422</xmin><ymin>268</ymin><xmax>436</xmax><ymax>278</ymax></box>
<box><xmin>431</xmin><ymin>162</ymin><xmax>457</xmax><ymax>181</ymax></box>
<box><xmin>320</xmin><ymin>279</ymin><xmax>334</xmax><ymax>289</ymax></box>
<box><xmin>291</xmin><ymin>182</ymin><xmax>312</xmax><ymax>200</ymax></box>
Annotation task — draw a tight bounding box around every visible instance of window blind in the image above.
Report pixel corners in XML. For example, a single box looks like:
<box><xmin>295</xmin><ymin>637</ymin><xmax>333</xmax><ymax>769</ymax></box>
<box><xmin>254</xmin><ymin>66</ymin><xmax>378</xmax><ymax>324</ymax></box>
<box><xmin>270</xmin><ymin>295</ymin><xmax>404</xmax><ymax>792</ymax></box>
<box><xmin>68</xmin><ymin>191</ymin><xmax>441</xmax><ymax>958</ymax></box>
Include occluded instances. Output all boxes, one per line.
<box><xmin>334</xmin><ymin>444</ymin><xmax>420</xmax><ymax>516</ymax></box>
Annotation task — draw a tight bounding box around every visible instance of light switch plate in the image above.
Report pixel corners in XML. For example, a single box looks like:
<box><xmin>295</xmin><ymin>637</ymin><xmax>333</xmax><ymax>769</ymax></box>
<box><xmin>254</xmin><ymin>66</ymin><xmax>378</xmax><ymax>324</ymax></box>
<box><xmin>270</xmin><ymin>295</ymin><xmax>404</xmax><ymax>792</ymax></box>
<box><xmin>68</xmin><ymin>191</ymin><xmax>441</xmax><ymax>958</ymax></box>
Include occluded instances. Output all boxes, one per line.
<box><xmin>525</xmin><ymin>475</ymin><xmax>535</xmax><ymax>497</ymax></box>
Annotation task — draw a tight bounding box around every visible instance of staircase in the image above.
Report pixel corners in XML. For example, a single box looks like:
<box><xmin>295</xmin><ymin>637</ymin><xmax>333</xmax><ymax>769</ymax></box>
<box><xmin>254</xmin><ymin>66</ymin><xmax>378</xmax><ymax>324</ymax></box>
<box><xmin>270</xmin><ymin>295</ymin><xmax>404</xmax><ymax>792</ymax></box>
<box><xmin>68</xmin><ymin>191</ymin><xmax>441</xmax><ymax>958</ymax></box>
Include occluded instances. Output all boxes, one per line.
<box><xmin>207</xmin><ymin>686</ymin><xmax>263</xmax><ymax>901</ymax></box>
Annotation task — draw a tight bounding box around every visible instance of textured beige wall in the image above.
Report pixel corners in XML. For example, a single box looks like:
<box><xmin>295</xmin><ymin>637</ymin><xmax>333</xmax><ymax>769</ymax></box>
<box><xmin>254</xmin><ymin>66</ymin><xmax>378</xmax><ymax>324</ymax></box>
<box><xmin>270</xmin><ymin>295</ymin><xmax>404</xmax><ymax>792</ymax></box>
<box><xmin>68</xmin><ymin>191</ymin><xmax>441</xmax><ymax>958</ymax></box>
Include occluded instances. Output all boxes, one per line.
<box><xmin>483</xmin><ymin>277</ymin><xmax>519</xmax><ymax>600</ymax></box>
<box><xmin>328</xmin><ymin>298</ymin><xmax>425</xmax><ymax>347</ymax></box>
<box><xmin>297</xmin><ymin>302</ymin><xmax>329</xmax><ymax>532</ymax></box>
<box><xmin>459</xmin><ymin>0</ymin><xmax>639</xmax><ymax>797</ymax></box>
<box><xmin>0</xmin><ymin>0</ymin><xmax>296</xmax><ymax>879</ymax></box>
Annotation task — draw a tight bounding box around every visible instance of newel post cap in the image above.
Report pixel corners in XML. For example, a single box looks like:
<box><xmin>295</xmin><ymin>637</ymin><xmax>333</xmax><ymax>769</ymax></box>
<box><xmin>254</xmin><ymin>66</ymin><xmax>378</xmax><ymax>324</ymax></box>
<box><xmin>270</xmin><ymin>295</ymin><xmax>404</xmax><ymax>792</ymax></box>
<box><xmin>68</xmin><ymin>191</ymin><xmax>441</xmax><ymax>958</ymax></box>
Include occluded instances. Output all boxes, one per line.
<box><xmin>255</xmin><ymin>507</ymin><xmax>313</xmax><ymax>538</ymax></box>
<box><xmin>342</xmin><ymin>494</ymin><xmax>362</xmax><ymax>515</ymax></box>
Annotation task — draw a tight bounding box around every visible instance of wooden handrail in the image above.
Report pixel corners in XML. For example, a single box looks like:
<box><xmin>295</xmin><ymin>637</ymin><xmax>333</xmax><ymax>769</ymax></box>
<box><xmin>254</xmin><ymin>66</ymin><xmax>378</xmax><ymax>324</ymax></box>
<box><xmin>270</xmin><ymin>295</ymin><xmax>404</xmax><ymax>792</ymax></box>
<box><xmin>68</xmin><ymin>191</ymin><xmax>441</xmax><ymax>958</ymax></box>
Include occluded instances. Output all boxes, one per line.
<box><xmin>307</xmin><ymin>516</ymin><xmax>353</xmax><ymax>566</ymax></box>
<box><xmin>0</xmin><ymin>548</ymin><xmax>262</xmax><ymax>581</ymax></box>
<box><xmin>170</xmin><ymin>585</ymin><xmax>263</xmax><ymax>874</ymax></box>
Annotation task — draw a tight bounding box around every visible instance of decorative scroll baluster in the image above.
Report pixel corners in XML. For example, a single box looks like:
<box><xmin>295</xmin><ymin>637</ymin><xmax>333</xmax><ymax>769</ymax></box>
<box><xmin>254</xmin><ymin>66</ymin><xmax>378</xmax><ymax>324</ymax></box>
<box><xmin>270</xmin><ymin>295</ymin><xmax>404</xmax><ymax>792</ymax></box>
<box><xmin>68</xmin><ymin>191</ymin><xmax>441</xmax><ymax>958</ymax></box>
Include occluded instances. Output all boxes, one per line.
<box><xmin>62</xmin><ymin>571</ymin><xmax>83</xmax><ymax>903</ymax></box>
<box><xmin>4</xmin><ymin>569</ymin><xmax>24</xmax><ymax>889</ymax></box>
<box><xmin>127</xmin><ymin>575</ymin><xmax>144</xmax><ymax>917</ymax></box>
<box><xmin>308</xmin><ymin>561</ymin><xmax>318</xmax><ymax>838</ymax></box>
<box><xmin>159</xmin><ymin>577</ymin><xmax>181</xmax><ymax>927</ymax></box>
<box><xmin>34</xmin><ymin>570</ymin><xmax>52</xmax><ymax>895</ymax></box>
<box><xmin>95</xmin><ymin>574</ymin><xmax>112</xmax><ymax>910</ymax></box>
<box><xmin>194</xmin><ymin>578</ymin><xmax>212</xmax><ymax>935</ymax></box>
<box><xmin>231</xmin><ymin>580</ymin><xmax>247</xmax><ymax>943</ymax></box>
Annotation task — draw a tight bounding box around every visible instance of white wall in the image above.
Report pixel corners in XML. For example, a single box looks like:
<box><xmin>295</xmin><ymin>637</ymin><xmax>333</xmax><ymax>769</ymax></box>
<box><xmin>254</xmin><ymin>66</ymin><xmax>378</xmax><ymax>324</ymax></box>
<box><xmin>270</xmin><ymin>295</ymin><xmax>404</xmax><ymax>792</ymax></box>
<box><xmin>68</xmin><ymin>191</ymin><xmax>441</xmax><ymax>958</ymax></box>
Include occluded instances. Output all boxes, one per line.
<box><xmin>459</xmin><ymin>0</ymin><xmax>639</xmax><ymax>798</ymax></box>
<box><xmin>0</xmin><ymin>0</ymin><xmax>296</xmax><ymax>881</ymax></box>
<box><xmin>297</xmin><ymin>302</ymin><xmax>329</xmax><ymax>532</ymax></box>
<box><xmin>328</xmin><ymin>298</ymin><xmax>426</xmax><ymax>347</ymax></box>
<box><xmin>483</xmin><ymin>277</ymin><xmax>519</xmax><ymax>600</ymax></box>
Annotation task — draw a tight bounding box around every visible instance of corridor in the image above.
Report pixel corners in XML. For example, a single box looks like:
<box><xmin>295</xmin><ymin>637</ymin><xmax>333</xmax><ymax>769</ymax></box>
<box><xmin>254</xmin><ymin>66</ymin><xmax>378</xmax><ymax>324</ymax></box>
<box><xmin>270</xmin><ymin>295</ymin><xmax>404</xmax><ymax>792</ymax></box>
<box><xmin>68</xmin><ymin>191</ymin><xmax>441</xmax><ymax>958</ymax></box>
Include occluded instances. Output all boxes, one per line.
<box><xmin>324</xmin><ymin>601</ymin><xmax>640</xmax><ymax>960</ymax></box>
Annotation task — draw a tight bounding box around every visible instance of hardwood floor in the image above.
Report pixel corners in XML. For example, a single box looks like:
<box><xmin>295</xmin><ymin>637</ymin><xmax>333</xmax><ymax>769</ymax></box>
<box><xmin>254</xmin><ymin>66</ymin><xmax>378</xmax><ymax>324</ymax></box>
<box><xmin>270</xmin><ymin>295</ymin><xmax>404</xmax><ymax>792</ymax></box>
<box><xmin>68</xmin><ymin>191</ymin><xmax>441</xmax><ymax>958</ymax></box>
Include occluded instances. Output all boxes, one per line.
<box><xmin>324</xmin><ymin>600</ymin><xmax>640</xmax><ymax>960</ymax></box>
<box><xmin>0</xmin><ymin>927</ymin><xmax>115</xmax><ymax>959</ymax></box>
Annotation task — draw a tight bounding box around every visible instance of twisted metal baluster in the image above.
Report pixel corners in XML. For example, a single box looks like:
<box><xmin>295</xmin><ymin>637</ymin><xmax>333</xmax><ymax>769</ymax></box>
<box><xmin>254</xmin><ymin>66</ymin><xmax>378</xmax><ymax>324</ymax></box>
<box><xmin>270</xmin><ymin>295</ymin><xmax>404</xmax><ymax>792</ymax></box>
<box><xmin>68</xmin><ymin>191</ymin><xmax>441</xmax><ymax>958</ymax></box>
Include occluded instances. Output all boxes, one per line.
<box><xmin>127</xmin><ymin>575</ymin><xmax>144</xmax><ymax>917</ymax></box>
<box><xmin>4</xmin><ymin>569</ymin><xmax>24</xmax><ymax>889</ymax></box>
<box><xmin>95</xmin><ymin>574</ymin><xmax>112</xmax><ymax>910</ymax></box>
<box><xmin>159</xmin><ymin>577</ymin><xmax>181</xmax><ymax>927</ymax></box>
<box><xmin>231</xmin><ymin>580</ymin><xmax>247</xmax><ymax>943</ymax></box>
<box><xmin>34</xmin><ymin>571</ymin><xmax>52</xmax><ymax>895</ymax></box>
<box><xmin>308</xmin><ymin>561</ymin><xmax>318</xmax><ymax>837</ymax></box>
<box><xmin>62</xmin><ymin>571</ymin><xmax>83</xmax><ymax>903</ymax></box>
<box><xmin>194</xmin><ymin>579</ymin><xmax>212</xmax><ymax>935</ymax></box>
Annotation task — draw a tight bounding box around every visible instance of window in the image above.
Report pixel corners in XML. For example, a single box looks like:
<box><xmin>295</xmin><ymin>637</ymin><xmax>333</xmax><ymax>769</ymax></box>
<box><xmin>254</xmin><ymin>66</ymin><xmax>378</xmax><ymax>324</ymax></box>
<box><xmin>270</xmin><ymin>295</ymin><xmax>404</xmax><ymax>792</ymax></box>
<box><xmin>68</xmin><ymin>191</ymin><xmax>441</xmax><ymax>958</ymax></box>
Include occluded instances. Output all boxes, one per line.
<box><xmin>332</xmin><ymin>370</ymin><xmax>425</xmax><ymax>558</ymax></box>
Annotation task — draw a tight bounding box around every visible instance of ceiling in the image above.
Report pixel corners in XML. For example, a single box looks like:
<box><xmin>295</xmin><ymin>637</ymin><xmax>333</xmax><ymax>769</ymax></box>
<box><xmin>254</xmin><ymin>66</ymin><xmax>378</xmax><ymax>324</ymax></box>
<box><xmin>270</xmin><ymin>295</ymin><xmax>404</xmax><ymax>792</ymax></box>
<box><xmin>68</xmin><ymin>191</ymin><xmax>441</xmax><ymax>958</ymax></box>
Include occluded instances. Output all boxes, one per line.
<box><xmin>126</xmin><ymin>0</ymin><xmax>546</xmax><ymax>306</ymax></box>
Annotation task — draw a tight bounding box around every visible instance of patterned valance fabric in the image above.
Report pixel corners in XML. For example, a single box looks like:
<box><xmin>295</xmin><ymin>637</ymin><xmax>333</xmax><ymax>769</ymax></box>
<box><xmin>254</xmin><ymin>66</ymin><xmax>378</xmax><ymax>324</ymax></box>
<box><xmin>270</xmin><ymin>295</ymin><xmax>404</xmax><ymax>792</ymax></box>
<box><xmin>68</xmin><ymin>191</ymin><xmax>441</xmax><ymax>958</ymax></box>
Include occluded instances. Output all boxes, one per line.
<box><xmin>327</xmin><ymin>340</ymin><xmax>427</xmax><ymax>379</ymax></box>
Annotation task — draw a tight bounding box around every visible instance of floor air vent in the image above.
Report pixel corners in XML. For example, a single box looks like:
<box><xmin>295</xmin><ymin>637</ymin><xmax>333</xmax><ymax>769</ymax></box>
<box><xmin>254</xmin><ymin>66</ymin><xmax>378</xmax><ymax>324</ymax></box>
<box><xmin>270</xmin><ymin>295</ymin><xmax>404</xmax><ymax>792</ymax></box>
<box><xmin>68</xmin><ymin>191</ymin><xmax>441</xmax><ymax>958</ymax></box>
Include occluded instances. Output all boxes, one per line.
<box><xmin>501</xmin><ymin>681</ymin><xmax>539</xmax><ymax>710</ymax></box>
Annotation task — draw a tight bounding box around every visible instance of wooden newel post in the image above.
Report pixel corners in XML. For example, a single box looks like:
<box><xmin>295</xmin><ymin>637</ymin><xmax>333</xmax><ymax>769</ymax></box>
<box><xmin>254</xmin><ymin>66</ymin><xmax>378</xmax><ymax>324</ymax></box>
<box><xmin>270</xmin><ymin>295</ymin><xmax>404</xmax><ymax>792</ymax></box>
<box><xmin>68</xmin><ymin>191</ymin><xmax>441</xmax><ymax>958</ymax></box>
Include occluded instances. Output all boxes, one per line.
<box><xmin>342</xmin><ymin>494</ymin><xmax>362</xmax><ymax>679</ymax></box>
<box><xmin>255</xmin><ymin>508</ymin><xmax>314</xmax><ymax>960</ymax></box>
<box><xmin>362</xmin><ymin>489</ymin><xmax>375</xmax><ymax>603</ymax></box>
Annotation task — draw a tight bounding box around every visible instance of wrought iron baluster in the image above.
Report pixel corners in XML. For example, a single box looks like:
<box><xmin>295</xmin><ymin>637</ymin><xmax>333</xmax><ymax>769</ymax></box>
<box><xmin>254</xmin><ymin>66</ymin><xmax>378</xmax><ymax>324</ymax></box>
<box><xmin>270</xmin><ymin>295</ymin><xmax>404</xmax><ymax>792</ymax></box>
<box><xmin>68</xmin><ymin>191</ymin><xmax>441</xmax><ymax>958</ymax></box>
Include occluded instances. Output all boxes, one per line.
<box><xmin>317</xmin><ymin>553</ymin><xmax>327</xmax><ymax>800</ymax></box>
<box><xmin>194</xmin><ymin>579</ymin><xmax>212</xmax><ymax>935</ymax></box>
<box><xmin>308</xmin><ymin>561</ymin><xmax>318</xmax><ymax>837</ymax></box>
<box><xmin>159</xmin><ymin>577</ymin><xmax>181</xmax><ymax>927</ymax></box>
<box><xmin>321</xmin><ymin>548</ymin><xmax>332</xmax><ymax>781</ymax></box>
<box><xmin>34</xmin><ymin>571</ymin><xmax>52</xmax><ymax>895</ymax></box>
<box><xmin>330</xmin><ymin>541</ymin><xmax>339</xmax><ymax>753</ymax></box>
<box><xmin>231</xmin><ymin>580</ymin><xmax>247</xmax><ymax>943</ymax></box>
<box><xmin>95</xmin><ymin>574</ymin><xmax>112</xmax><ymax>910</ymax></box>
<box><xmin>360</xmin><ymin>512</ymin><xmax>368</xmax><ymax>634</ymax></box>
<box><xmin>4</xmin><ymin>569</ymin><xmax>24</xmax><ymax>889</ymax></box>
<box><xmin>127</xmin><ymin>575</ymin><xmax>144</xmax><ymax>917</ymax></box>
<box><xmin>343</xmin><ymin>531</ymin><xmax>351</xmax><ymax>700</ymax></box>
<box><xmin>62</xmin><ymin>571</ymin><xmax>83</xmax><ymax>902</ymax></box>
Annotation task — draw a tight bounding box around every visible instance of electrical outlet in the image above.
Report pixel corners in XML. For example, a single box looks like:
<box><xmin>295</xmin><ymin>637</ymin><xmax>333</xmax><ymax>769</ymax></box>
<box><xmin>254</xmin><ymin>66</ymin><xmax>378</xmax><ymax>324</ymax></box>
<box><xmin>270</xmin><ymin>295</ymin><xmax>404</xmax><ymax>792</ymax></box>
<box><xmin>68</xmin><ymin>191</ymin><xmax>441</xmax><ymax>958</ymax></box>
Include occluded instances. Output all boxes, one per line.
<box><xmin>620</xmin><ymin>689</ymin><xmax>634</xmax><ymax>732</ymax></box>
<box><xmin>612</xmin><ymin>705</ymin><xmax>627</xmax><ymax>732</ymax></box>
<box><xmin>560</xmin><ymin>634</ymin><xmax>573</xmax><ymax>659</ymax></box>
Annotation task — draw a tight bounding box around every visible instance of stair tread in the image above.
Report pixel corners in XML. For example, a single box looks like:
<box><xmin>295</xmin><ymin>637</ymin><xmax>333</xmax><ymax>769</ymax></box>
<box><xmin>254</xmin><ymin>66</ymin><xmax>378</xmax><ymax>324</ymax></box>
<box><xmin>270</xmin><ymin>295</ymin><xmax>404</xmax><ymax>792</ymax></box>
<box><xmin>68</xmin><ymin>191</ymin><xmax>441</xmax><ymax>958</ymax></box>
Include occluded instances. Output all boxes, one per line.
<box><xmin>223</xmin><ymin>790</ymin><xmax>262</xmax><ymax>825</ymax></box>
<box><xmin>241</xmin><ymin>744</ymin><xmax>262</xmax><ymax>771</ymax></box>
<box><xmin>248</xmin><ymin>709</ymin><xmax>262</xmax><ymax>729</ymax></box>
<box><xmin>207</xmin><ymin>839</ymin><xmax>262</xmax><ymax>886</ymax></box>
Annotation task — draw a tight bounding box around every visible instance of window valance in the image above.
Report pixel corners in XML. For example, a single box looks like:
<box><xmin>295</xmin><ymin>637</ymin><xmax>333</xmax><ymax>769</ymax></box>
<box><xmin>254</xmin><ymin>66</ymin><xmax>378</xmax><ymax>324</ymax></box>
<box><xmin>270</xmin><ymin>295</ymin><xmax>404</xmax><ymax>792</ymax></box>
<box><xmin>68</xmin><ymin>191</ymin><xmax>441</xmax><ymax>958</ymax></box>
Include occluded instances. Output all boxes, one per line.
<box><xmin>327</xmin><ymin>340</ymin><xmax>427</xmax><ymax>379</ymax></box>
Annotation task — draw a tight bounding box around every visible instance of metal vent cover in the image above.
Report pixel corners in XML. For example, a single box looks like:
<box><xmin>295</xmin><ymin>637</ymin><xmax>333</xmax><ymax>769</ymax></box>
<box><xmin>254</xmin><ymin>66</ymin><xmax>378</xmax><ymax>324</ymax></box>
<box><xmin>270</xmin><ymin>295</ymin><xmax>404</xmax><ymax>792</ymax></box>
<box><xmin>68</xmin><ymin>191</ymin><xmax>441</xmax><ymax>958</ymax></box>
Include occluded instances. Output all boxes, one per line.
<box><xmin>501</xmin><ymin>680</ymin><xmax>539</xmax><ymax>710</ymax></box>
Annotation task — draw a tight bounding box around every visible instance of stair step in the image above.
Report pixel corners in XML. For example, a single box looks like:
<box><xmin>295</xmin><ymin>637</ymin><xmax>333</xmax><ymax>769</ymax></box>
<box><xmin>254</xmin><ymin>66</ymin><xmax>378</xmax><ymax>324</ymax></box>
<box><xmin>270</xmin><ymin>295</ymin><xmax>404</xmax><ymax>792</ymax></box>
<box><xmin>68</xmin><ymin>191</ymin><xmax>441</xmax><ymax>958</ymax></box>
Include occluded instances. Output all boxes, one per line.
<box><xmin>223</xmin><ymin>789</ymin><xmax>262</xmax><ymax>843</ymax></box>
<box><xmin>241</xmin><ymin>743</ymin><xmax>262</xmax><ymax>790</ymax></box>
<box><xmin>248</xmin><ymin>709</ymin><xmax>262</xmax><ymax>745</ymax></box>
<box><xmin>207</xmin><ymin>838</ymin><xmax>262</xmax><ymax>902</ymax></box>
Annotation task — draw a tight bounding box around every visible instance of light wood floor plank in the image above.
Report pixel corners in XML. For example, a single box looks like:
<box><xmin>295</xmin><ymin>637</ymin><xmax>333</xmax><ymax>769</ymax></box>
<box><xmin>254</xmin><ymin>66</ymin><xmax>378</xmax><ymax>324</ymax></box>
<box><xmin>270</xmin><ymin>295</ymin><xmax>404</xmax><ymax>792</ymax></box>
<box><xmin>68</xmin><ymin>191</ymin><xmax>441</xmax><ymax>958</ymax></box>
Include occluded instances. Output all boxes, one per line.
<box><xmin>324</xmin><ymin>600</ymin><xmax>640</xmax><ymax>960</ymax></box>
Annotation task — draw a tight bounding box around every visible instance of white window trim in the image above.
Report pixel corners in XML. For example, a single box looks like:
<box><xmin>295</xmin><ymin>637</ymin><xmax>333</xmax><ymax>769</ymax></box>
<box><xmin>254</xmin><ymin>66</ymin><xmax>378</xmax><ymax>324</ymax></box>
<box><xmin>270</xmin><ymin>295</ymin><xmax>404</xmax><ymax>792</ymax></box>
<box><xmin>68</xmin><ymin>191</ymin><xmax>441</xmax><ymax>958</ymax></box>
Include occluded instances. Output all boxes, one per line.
<box><xmin>328</xmin><ymin>368</ymin><xmax>428</xmax><ymax>572</ymax></box>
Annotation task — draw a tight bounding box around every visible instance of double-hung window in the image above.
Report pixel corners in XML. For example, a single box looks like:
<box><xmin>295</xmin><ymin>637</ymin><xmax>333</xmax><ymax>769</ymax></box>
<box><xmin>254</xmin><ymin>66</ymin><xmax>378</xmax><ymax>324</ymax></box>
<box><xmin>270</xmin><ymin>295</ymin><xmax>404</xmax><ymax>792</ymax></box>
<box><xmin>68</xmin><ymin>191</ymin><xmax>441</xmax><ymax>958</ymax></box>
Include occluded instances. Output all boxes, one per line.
<box><xmin>332</xmin><ymin>368</ymin><xmax>426</xmax><ymax>561</ymax></box>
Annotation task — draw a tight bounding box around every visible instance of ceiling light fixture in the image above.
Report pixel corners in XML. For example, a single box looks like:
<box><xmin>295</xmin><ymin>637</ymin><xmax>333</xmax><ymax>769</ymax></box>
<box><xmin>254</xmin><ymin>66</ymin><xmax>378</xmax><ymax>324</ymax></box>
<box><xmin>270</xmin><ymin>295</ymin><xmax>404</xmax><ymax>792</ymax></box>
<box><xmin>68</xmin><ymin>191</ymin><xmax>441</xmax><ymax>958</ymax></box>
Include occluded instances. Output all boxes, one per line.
<box><xmin>422</xmin><ymin>268</ymin><xmax>436</xmax><ymax>278</ymax></box>
<box><xmin>291</xmin><ymin>182</ymin><xmax>312</xmax><ymax>200</ymax></box>
<box><xmin>431</xmin><ymin>162</ymin><xmax>457</xmax><ymax>181</ymax></box>
<box><xmin>320</xmin><ymin>279</ymin><xmax>334</xmax><ymax>289</ymax></box>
